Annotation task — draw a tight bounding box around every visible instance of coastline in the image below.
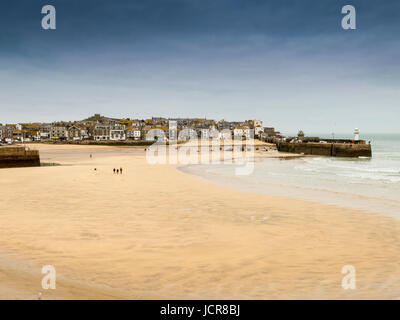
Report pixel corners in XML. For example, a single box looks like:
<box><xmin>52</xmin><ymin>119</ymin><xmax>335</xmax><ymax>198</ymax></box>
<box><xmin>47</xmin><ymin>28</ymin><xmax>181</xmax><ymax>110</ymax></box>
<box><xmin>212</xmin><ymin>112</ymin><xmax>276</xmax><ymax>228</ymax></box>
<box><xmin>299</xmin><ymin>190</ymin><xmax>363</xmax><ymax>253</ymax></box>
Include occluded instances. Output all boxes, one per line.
<box><xmin>179</xmin><ymin>160</ymin><xmax>400</xmax><ymax>219</ymax></box>
<box><xmin>0</xmin><ymin>144</ymin><xmax>399</xmax><ymax>299</ymax></box>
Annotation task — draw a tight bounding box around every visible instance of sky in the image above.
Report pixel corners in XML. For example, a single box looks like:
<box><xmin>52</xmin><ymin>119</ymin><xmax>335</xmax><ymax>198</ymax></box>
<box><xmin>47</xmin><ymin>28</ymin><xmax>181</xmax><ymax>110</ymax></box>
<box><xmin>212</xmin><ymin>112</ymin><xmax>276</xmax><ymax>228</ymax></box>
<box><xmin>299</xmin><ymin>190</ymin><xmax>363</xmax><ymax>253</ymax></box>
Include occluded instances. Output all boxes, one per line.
<box><xmin>0</xmin><ymin>0</ymin><xmax>399</xmax><ymax>134</ymax></box>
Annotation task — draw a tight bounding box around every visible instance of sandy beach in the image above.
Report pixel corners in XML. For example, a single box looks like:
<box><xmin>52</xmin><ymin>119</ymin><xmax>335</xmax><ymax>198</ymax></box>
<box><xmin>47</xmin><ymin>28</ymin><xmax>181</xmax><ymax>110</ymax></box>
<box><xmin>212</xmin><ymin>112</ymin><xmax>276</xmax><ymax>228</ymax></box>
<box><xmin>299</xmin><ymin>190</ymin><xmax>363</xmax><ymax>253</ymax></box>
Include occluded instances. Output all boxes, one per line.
<box><xmin>0</xmin><ymin>143</ymin><xmax>399</xmax><ymax>299</ymax></box>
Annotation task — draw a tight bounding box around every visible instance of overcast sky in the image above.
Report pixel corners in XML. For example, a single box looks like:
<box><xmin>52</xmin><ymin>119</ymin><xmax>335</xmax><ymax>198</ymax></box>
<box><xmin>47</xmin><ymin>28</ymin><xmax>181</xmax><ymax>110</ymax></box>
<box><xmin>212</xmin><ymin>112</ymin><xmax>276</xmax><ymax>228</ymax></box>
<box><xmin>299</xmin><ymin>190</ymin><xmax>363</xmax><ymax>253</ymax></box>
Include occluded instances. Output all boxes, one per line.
<box><xmin>0</xmin><ymin>0</ymin><xmax>399</xmax><ymax>134</ymax></box>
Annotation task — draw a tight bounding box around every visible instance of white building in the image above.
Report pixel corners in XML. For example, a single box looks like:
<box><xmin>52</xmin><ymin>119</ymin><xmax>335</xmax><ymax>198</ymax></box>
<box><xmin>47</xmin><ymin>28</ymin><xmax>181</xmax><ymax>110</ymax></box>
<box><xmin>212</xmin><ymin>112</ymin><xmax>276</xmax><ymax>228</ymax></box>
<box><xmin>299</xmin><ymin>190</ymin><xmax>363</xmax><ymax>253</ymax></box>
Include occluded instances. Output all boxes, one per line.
<box><xmin>354</xmin><ymin>128</ymin><xmax>360</xmax><ymax>141</ymax></box>
<box><xmin>40</xmin><ymin>131</ymin><xmax>50</xmax><ymax>139</ymax></box>
<box><xmin>233</xmin><ymin>127</ymin><xmax>244</xmax><ymax>137</ymax></box>
<box><xmin>146</xmin><ymin>128</ymin><xmax>167</xmax><ymax>142</ymax></box>
<box><xmin>133</xmin><ymin>130</ymin><xmax>141</xmax><ymax>140</ymax></box>
<box><xmin>243</xmin><ymin>128</ymin><xmax>252</xmax><ymax>139</ymax></box>
<box><xmin>81</xmin><ymin>129</ymin><xmax>89</xmax><ymax>140</ymax></box>
<box><xmin>254</xmin><ymin>126</ymin><xmax>264</xmax><ymax>137</ymax></box>
<box><xmin>110</xmin><ymin>125</ymin><xmax>126</xmax><ymax>141</ymax></box>
<box><xmin>218</xmin><ymin>130</ymin><xmax>232</xmax><ymax>140</ymax></box>
<box><xmin>200</xmin><ymin>129</ymin><xmax>210</xmax><ymax>139</ymax></box>
<box><xmin>127</xmin><ymin>128</ymin><xmax>141</xmax><ymax>140</ymax></box>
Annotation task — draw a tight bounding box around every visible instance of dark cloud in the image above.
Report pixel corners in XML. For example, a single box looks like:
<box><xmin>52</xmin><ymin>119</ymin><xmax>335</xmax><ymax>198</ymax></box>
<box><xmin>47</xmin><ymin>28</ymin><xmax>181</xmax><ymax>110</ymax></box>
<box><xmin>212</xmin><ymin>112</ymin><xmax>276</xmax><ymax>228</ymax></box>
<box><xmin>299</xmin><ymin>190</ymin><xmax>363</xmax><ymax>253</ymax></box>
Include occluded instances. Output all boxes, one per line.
<box><xmin>0</xmin><ymin>0</ymin><xmax>399</xmax><ymax>131</ymax></box>
<box><xmin>1</xmin><ymin>0</ymin><xmax>399</xmax><ymax>53</ymax></box>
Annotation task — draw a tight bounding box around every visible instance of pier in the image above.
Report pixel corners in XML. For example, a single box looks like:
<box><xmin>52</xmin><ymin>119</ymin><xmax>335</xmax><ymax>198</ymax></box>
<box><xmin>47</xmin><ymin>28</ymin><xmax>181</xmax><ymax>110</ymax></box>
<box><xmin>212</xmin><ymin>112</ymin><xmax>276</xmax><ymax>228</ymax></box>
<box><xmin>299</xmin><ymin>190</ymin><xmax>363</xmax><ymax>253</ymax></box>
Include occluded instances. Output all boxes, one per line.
<box><xmin>0</xmin><ymin>146</ymin><xmax>40</xmax><ymax>168</ymax></box>
<box><xmin>270</xmin><ymin>128</ymin><xmax>372</xmax><ymax>158</ymax></box>
<box><xmin>276</xmin><ymin>141</ymin><xmax>372</xmax><ymax>158</ymax></box>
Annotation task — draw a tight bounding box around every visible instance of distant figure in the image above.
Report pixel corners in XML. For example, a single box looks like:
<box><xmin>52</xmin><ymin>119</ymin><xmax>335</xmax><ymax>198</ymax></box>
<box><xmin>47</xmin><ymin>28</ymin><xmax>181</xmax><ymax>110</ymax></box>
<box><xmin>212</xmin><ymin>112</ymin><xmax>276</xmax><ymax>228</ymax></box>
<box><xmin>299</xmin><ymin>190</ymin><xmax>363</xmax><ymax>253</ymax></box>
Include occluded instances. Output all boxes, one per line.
<box><xmin>94</xmin><ymin>168</ymin><xmax>97</xmax><ymax>171</ymax></box>
<box><xmin>38</xmin><ymin>292</ymin><xmax>42</xmax><ymax>300</ymax></box>
<box><xmin>116</xmin><ymin>169</ymin><xmax>119</xmax><ymax>174</ymax></box>
<box><xmin>90</xmin><ymin>154</ymin><xmax>92</xmax><ymax>158</ymax></box>
<box><xmin>120</xmin><ymin>167</ymin><xmax>123</xmax><ymax>174</ymax></box>
<box><xmin>113</xmin><ymin>168</ymin><xmax>116</xmax><ymax>174</ymax></box>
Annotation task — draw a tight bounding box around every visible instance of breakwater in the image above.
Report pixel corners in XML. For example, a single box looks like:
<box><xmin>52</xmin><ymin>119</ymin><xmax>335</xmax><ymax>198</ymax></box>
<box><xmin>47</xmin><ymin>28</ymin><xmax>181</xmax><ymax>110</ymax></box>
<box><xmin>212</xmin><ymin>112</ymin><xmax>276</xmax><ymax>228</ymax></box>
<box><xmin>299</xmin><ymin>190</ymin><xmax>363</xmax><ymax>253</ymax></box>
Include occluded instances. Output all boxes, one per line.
<box><xmin>277</xmin><ymin>142</ymin><xmax>372</xmax><ymax>158</ymax></box>
<box><xmin>0</xmin><ymin>146</ymin><xmax>40</xmax><ymax>168</ymax></box>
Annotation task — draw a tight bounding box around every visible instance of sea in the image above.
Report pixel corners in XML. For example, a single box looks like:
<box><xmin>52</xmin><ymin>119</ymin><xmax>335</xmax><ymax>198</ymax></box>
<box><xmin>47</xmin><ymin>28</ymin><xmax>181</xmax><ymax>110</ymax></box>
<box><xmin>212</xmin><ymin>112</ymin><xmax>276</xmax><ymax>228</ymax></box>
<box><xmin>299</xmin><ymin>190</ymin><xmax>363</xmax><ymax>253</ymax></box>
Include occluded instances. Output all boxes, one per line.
<box><xmin>182</xmin><ymin>134</ymin><xmax>400</xmax><ymax>218</ymax></box>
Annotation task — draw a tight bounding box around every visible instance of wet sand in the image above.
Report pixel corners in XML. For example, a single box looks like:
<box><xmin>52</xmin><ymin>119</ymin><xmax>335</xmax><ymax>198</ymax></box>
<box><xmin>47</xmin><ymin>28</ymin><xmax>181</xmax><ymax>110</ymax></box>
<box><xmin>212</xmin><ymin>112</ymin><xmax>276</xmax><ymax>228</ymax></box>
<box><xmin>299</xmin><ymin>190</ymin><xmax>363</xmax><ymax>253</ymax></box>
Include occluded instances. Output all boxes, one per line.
<box><xmin>0</xmin><ymin>143</ymin><xmax>399</xmax><ymax>299</ymax></box>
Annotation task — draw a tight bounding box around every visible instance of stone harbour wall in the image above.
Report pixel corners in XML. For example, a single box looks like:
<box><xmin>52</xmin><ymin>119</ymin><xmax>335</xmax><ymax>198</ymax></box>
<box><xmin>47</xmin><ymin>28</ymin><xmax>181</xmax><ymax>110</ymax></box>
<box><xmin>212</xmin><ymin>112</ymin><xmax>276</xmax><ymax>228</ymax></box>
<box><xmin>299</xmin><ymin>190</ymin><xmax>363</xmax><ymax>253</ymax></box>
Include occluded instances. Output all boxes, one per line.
<box><xmin>277</xmin><ymin>142</ymin><xmax>372</xmax><ymax>158</ymax></box>
<box><xmin>0</xmin><ymin>147</ymin><xmax>40</xmax><ymax>168</ymax></box>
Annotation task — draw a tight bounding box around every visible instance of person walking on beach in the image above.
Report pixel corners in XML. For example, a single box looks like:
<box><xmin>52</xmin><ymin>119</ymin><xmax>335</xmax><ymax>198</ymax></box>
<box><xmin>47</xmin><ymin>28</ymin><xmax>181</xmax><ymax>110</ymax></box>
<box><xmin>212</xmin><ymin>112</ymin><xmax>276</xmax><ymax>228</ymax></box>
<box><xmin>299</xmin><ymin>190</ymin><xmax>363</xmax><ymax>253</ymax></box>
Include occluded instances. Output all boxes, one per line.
<box><xmin>113</xmin><ymin>168</ymin><xmax>116</xmax><ymax>174</ymax></box>
<box><xmin>116</xmin><ymin>169</ymin><xmax>119</xmax><ymax>174</ymax></box>
<box><xmin>120</xmin><ymin>167</ymin><xmax>123</xmax><ymax>175</ymax></box>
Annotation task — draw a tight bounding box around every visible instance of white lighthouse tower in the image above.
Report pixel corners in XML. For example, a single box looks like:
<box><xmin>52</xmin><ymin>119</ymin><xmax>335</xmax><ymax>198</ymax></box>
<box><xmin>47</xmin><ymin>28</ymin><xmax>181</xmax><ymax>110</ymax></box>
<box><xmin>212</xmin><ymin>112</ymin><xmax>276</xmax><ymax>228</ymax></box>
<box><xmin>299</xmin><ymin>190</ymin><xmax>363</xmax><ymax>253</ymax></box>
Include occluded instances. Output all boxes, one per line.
<box><xmin>354</xmin><ymin>128</ymin><xmax>360</xmax><ymax>141</ymax></box>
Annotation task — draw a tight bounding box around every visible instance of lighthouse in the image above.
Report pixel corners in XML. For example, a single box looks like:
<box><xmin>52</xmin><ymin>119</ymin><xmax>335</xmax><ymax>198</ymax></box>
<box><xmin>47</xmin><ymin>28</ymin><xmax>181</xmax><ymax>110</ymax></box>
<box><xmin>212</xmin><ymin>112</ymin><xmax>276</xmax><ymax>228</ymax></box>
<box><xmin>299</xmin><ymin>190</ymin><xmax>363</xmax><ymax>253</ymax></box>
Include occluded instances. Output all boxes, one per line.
<box><xmin>354</xmin><ymin>128</ymin><xmax>360</xmax><ymax>141</ymax></box>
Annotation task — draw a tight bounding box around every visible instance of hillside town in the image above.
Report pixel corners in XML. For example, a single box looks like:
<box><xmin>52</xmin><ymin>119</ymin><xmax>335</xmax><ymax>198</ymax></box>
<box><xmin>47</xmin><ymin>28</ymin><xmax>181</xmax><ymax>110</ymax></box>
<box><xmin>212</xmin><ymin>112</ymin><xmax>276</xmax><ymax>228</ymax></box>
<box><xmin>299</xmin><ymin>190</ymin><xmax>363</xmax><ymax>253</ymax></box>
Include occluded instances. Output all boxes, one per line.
<box><xmin>0</xmin><ymin>114</ymin><xmax>280</xmax><ymax>144</ymax></box>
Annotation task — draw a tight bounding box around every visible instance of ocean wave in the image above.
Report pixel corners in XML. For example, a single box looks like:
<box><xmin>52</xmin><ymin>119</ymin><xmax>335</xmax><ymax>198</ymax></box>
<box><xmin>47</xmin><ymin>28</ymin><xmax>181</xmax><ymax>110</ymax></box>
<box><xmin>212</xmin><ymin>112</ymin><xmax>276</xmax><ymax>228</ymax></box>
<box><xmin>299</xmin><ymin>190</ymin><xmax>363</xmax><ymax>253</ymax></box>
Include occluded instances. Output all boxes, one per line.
<box><xmin>336</xmin><ymin>173</ymin><xmax>400</xmax><ymax>183</ymax></box>
<box><xmin>300</xmin><ymin>158</ymin><xmax>399</xmax><ymax>175</ymax></box>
